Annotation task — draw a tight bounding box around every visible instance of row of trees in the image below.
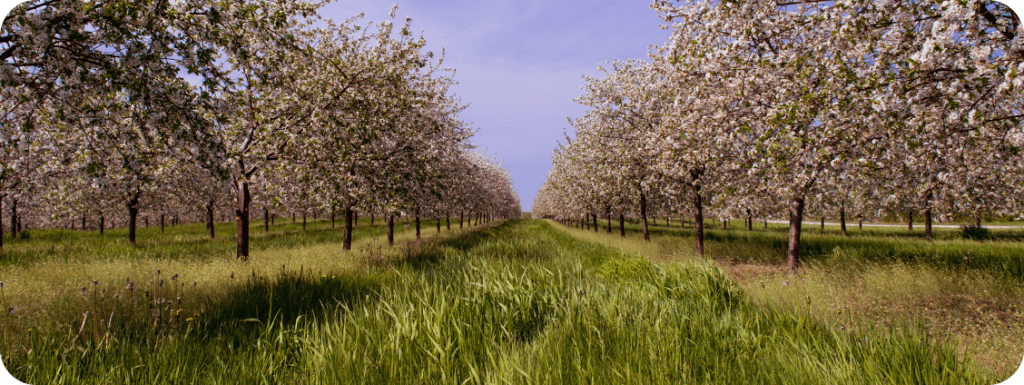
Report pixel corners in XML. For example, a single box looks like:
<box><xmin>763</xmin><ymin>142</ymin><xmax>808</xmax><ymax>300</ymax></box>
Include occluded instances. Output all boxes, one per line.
<box><xmin>0</xmin><ymin>0</ymin><xmax>520</xmax><ymax>258</ymax></box>
<box><xmin>534</xmin><ymin>0</ymin><xmax>1023</xmax><ymax>270</ymax></box>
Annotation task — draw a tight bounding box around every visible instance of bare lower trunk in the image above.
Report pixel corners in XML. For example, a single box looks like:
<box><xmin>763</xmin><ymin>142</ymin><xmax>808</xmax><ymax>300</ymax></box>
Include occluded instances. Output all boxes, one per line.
<box><xmin>83</xmin><ymin>214</ymin><xmax>88</xmax><ymax>232</ymax></box>
<box><xmin>446</xmin><ymin>214</ymin><xmax>450</xmax><ymax>230</ymax></box>
<box><xmin>460</xmin><ymin>212</ymin><xmax>464</xmax><ymax>229</ymax></box>
<box><xmin>640</xmin><ymin>191</ymin><xmax>650</xmax><ymax>242</ymax></box>
<box><xmin>331</xmin><ymin>209</ymin><xmax>336</xmax><ymax>228</ymax></box>
<box><xmin>976</xmin><ymin>213</ymin><xmax>982</xmax><ymax>228</ymax></box>
<box><xmin>235</xmin><ymin>176</ymin><xmax>252</xmax><ymax>261</ymax></box>
<box><xmin>606</xmin><ymin>207</ymin><xmax>612</xmax><ymax>233</ymax></box>
<box><xmin>343</xmin><ymin>205</ymin><xmax>353</xmax><ymax>250</ymax></box>
<box><xmin>619</xmin><ymin>213</ymin><xmax>625</xmax><ymax>237</ymax></box>
<box><xmin>692</xmin><ymin>186</ymin><xmax>704</xmax><ymax>256</ymax></box>
<box><xmin>924</xmin><ymin>191</ymin><xmax>933</xmax><ymax>241</ymax></box>
<box><xmin>264</xmin><ymin>208</ymin><xmax>269</xmax><ymax>233</ymax></box>
<box><xmin>160</xmin><ymin>214</ymin><xmax>165</xmax><ymax>233</ymax></box>
<box><xmin>592</xmin><ymin>213</ymin><xmax>598</xmax><ymax>233</ymax></box>
<box><xmin>787</xmin><ymin>195</ymin><xmax>805</xmax><ymax>271</ymax></box>
<box><xmin>747</xmin><ymin>209</ymin><xmax>753</xmax><ymax>231</ymax></box>
<box><xmin>129</xmin><ymin>193</ymin><xmax>141</xmax><ymax>244</ymax></box>
<box><xmin>0</xmin><ymin>197</ymin><xmax>4</xmax><ymax>249</ymax></box>
<box><xmin>302</xmin><ymin>214</ymin><xmax>307</xmax><ymax>230</ymax></box>
<box><xmin>415</xmin><ymin>209</ymin><xmax>421</xmax><ymax>240</ymax></box>
<box><xmin>387</xmin><ymin>214</ymin><xmax>395</xmax><ymax>246</ymax></box>
<box><xmin>907</xmin><ymin>210</ymin><xmax>913</xmax><ymax>231</ymax></box>
<box><xmin>371</xmin><ymin>214</ymin><xmax>375</xmax><ymax>226</ymax></box>
<box><xmin>10</xmin><ymin>199</ymin><xmax>17</xmax><ymax>239</ymax></box>
<box><xmin>840</xmin><ymin>203</ymin><xmax>847</xmax><ymax>237</ymax></box>
<box><xmin>859</xmin><ymin>218</ymin><xmax>863</xmax><ymax>230</ymax></box>
<box><xmin>100</xmin><ymin>215</ymin><xmax>105</xmax><ymax>235</ymax></box>
<box><xmin>354</xmin><ymin>211</ymin><xmax>359</xmax><ymax>227</ymax></box>
<box><xmin>925</xmin><ymin>207</ymin><xmax>933</xmax><ymax>241</ymax></box>
<box><xmin>436</xmin><ymin>215</ymin><xmax>441</xmax><ymax>234</ymax></box>
<box><xmin>206</xmin><ymin>200</ymin><xmax>215</xmax><ymax>239</ymax></box>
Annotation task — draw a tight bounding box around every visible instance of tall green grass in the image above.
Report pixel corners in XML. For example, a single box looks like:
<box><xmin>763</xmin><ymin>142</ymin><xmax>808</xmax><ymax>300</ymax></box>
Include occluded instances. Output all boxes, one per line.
<box><xmin>6</xmin><ymin>220</ymin><xmax>991</xmax><ymax>384</ymax></box>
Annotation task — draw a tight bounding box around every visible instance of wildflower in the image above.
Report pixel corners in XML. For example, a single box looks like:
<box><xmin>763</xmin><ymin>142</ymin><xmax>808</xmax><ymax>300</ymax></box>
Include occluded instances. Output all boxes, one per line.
<box><xmin>93</xmin><ymin>279</ymin><xmax>99</xmax><ymax>286</ymax></box>
<box><xmin>171</xmin><ymin>274</ymin><xmax>179</xmax><ymax>281</ymax></box>
<box><xmin>127</xmin><ymin>281</ymin><xmax>137</xmax><ymax>292</ymax></box>
<box><xmin>0</xmin><ymin>281</ymin><xmax>5</xmax><ymax>289</ymax></box>
<box><xmin>79</xmin><ymin>287</ymin><xmax>88</xmax><ymax>296</ymax></box>
<box><xmin>230</xmin><ymin>272</ymin><xmax>235</xmax><ymax>279</ymax></box>
<box><xmin>159</xmin><ymin>279</ymin><xmax>165</xmax><ymax>287</ymax></box>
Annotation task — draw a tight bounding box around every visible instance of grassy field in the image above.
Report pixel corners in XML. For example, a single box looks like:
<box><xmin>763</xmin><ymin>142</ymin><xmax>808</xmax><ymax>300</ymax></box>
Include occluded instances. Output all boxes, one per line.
<box><xmin>560</xmin><ymin>219</ymin><xmax>1024</xmax><ymax>379</ymax></box>
<box><xmin>0</xmin><ymin>219</ymin><xmax>999</xmax><ymax>384</ymax></box>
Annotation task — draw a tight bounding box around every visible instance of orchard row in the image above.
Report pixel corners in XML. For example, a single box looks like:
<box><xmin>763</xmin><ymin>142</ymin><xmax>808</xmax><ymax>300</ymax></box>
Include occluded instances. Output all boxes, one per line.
<box><xmin>534</xmin><ymin>0</ymin><xmax>1022</xmax><ymax>269</ymax></box>
<box><xmin>0</xmin><ymin>1</ymin><xmax>520</xmax><ymax>259</ymax></box>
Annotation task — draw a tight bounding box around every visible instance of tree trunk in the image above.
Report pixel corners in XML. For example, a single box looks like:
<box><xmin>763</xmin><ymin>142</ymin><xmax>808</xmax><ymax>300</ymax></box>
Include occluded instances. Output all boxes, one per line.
<box><xmin>129</xmin><ymin>194</ymin><xmax>141</xmax><ymax>243</ymax></box>
<box><xmin>10</xmin><ymin>198</ymin><xmax>17</xmax><ymax>239</ymax></box>
<box><xmin>292</xmin><ymin>213</ymin><xmax>295</xmax><ymax>223</ymax></box>
<box><xmin>747</xmin><ymin>209</ymin><xmax>753</xmax><ymax>231</ymax></box>
<box><xmin>924</xmin><ymin>191</ymin><xmax>933</xmax><ymax>241</ymax></box>
<box><xmin>331</xmin><ymin>209</ymin><xmax>336</xmax><ymax>228</ymax></box>
<box><xmin>415</xmin><ymin>210</ymin><xmax>421</xmax><ymax>240</ymax></box>
<box><xmin>0</xmin><ymin>197</ymin><xmax>4</xmax><ymax>249</ymax></box>
<box><xmin>976</xmin><ymin>212</ymin><xmax>982</xmax><ymax>228</ymax></box>
<box><xmin>83</xmin><ymin>214</ymin><xmax>88</xmax><ymax>232</ymax></box>
<box><xmin>619</xmin><ymin>213</ymin><xmax>625</xmax><ymax>237</ymax></box>
<box><xmin>271</xmin><ymin>213</ymin><xmax>275</xmax><ymax>226</ymax></box>
<box><xmin>235</xmin><ymin>175</ymin><xmax>252</xmax><ymax>261</ymax></box>
<box><xmin>585</xmin><ymin>214</ymin><xmax>590</xmax><ymax>230</ymax></box>
<box><xmin>723</xmin><ymin>219</ymin><xmax>728</xmax><ymax>229</ymax></box>
<box><xmin>371</xmin><ymin>214</ymin><xmax>375</xmax><ymax>226</ymax></box>
<box><xmin>764</xmin><ymin>218</ymin><xmax>768</xmax><ymax>229</ymax></box>
<box><xmin>99</xmin><ymin>214</ymin><xmax>105</xmax><ymax>235</ymax></box>
<box><xmin>787</xmin><ymin>195</ymin><xmax>805</xmax><ymax>271</ymax></box>
<box><xmin>592</xmin><ymin>213</ymin><xmax>598</xmax><ymax>233</ymax></box>
<box><xmin>387</xmin><ymin>214</ymin><xmax>395</xmax><ymax>246</ymax></box>
<box><xmin>692</xmin><ymin>186</ymin><xmax>704</xmax><ymax>256</ymax></box>
<box><xmin>206</xmin><ymin>200</ymin><xmax>215</xmax><ymax>239</ymax></box>
<box><xmin>907</xmin><ymin>210</ymin><xmax>913</xmax><ymax>231</ymax></box>
<box><xmin>460</xmin><ymin>212</ymin><xmax>464</xmax><ymax>229</ymax></box>
<box><xmin>354</xmin><ymin>211</ymin><xmax>359</xmax><ymax>227</ymax></box>
<box><xmin>343</xmin><ymin>205</ymin><xmax>353</xmax><ymax>250</ymax></box>
<box><xmin>264</xmin><ymin>208</ymin><xmax>270</xmax><ymax>233</ymax></box>
<box><xmin>640</xmin><ymin>191</ymin><xmax>650</xmax><ymax>242</ymax></box>
<box><xmin>302</xmin><ymin>214</ymin><xmax>307</xmax><ymax>230</ymax></box>
<box><xmin>446</xmin><ymin>214</ymin><xmax>451</xmax><ymax>230</ymax></box>
<box><xmin>820</xmin><ymin>217</ymin><xmax>824</xmax><ymax>231</ymax></box>
<box><xmin>160</xmin><ymin>214</ymin><xmax>165</xmax><ymax>234</ymax></box>
<box><xmin>436</xmin><ymin>215</ymin><xmax>441</xmax><ymax>234</ymax></box>
<box><xmin>840</xmin><ymin>203</ymin><xmax>847</xmax><ymax>237</ymax></box>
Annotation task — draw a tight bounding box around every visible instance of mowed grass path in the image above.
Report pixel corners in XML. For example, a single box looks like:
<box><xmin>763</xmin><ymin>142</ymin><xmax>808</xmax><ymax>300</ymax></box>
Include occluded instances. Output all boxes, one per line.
<box><xmin>5</xmin><ymin>219</ymin><xmax>992</xmax><ymax>384</ymax></box>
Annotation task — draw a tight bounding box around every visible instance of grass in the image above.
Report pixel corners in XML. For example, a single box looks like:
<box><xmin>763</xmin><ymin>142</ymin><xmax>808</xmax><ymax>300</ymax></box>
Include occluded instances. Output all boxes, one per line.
<box><xmin>3</xmin><ymin>219</ymin><xmax>993</xmax><ymax>384</ymax></box>
<box><xmin>0</xmin><ymin>216</ymin><xmax>437</xmax><ymax>267</ymax></box>
<box><xmin>557</xmin><ymin>219</ymin><xmax>1024</xmax><ymax>380</ymax></box>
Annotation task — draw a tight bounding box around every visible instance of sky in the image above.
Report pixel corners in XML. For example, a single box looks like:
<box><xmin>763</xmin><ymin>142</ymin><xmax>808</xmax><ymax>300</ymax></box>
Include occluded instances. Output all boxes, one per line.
<box><xmin>318</xmin><ymin>0</ymin><xmax>674</xmax><ymax>211</ymax></box>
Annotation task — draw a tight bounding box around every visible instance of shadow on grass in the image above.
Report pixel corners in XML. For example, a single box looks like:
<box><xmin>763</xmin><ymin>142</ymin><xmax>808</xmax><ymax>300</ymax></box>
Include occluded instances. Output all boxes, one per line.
<box><xmin>206</xmin><ymin>268</ymin><xmax>396</xmax><ymax>331</ymax></box>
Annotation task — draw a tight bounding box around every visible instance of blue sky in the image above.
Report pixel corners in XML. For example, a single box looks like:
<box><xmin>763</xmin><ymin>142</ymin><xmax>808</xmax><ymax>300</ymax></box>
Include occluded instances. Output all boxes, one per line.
<box><xmin>319</xmin><ymin>0</ymin><xmax>673</xmax><ymax>210</ymax></box>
